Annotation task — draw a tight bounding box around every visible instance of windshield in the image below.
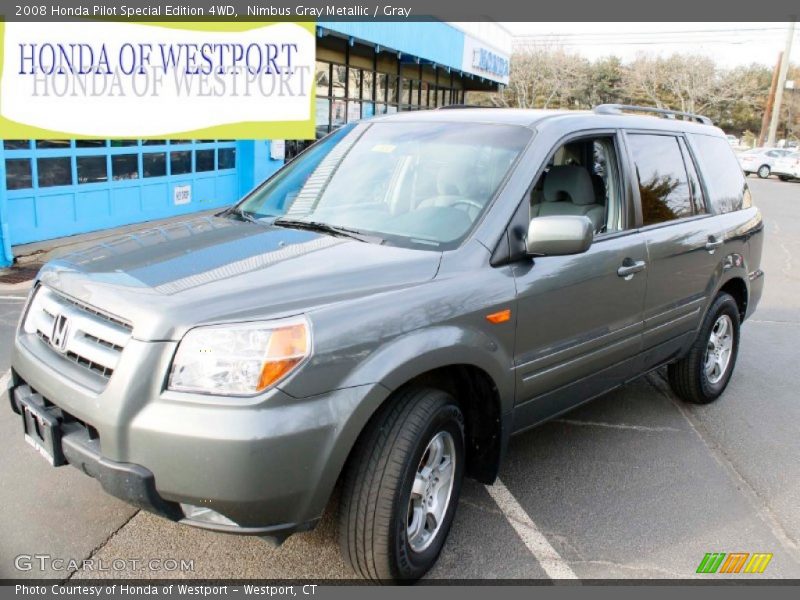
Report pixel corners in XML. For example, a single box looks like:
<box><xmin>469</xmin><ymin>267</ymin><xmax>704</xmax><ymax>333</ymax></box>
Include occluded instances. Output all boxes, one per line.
<box><xmin>237</xmin><ymin>121</ymin><xmax>531</xmax><ymax>249</ymax></box>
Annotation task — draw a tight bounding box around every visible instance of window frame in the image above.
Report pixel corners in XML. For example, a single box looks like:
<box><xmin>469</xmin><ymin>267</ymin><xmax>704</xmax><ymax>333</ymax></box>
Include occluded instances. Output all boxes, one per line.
<box><xmin>526</xmin><ymin>128</ymin><xmax>635</xmax><ymax>242</ymax></box>
<box><xmin>620</xmin><ymin>129</ymin><xmax>713</xmax><ymax>231</ymax></box>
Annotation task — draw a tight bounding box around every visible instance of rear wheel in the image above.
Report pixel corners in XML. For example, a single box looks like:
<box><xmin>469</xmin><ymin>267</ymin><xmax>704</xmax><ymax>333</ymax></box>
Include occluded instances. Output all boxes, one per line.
<box><xmin>668</xmin><ymin>292</ymin><xmax>740</xmax><ymax>404</ymax></box>
<box><xmin>338</xmin><ymin>386</ymin><xmax>465</xmax><ymax>581</ymax></box>
<box><xmin>757</xmin><ymin>164</ymin><xmax>771</xmax><ymax>178</ymax></box>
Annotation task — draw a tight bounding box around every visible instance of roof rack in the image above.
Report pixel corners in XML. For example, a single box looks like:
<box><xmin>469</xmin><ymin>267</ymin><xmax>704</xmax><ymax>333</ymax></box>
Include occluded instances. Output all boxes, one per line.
<box><xmin>435</xmin><ymin>104</ymin><xmax>489</xmax><ymax>110</ymax></box>
<box><xmin>593</xmin><ymin>104</ymin><xmax>713</xmax><ymax>125</ymax></box>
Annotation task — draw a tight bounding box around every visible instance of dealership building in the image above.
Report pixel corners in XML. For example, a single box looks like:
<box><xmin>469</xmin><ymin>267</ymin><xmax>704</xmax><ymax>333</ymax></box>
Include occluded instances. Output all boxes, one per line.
<box><xmin>0</xmin><ymin>22</ymin><xmax>511</xmax><ymax>267</ymax></box>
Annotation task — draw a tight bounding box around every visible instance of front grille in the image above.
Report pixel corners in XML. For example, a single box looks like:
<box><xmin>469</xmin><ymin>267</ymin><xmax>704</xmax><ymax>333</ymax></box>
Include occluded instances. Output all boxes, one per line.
<box><xmin>24</xmin><ymin>287</ymin><xmax>132</xmax><ymax>380</ymax></box>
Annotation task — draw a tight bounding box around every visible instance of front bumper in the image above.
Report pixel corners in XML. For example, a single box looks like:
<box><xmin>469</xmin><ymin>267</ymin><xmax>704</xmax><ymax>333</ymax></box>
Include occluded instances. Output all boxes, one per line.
<box><xmin>9</xmin><ymin>332</ymin><xmax>389</xmax><ymax>536</ymax></box>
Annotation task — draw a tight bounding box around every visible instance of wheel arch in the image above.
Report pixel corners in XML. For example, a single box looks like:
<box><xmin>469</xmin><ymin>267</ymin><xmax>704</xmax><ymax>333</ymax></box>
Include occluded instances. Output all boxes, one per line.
<box><xmin>718</xmin><ymin>276</ymin><xmax>748</xmax><ymax>322</ymax></box>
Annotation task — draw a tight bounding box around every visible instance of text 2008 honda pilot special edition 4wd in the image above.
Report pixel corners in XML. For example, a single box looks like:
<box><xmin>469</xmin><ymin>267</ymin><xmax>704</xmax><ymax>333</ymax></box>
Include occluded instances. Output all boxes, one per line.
<box><xmin>6</xmin><ymin>105</ymin><xmax>764</xmax><ymax>581</ymax></box>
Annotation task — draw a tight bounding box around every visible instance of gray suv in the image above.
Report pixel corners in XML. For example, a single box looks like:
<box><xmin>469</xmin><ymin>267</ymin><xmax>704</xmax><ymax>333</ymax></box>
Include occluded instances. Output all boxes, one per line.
<box><xmin>6</xmin><ymin>105</ymin><xmax>764</xmax><ymax>581</ymax></box>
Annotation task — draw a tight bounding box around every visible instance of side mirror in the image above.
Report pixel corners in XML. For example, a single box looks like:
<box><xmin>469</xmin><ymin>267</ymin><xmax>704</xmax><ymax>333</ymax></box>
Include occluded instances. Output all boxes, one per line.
<box><xmin>526</xmin><ymin>215</ymin><xmax>594</xmax><ymax>256</ymax></box>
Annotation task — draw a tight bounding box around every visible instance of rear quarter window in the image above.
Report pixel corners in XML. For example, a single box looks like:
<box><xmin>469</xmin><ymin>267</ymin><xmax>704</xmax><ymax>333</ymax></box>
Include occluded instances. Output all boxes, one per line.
<box><xmin>688</xmin><ymin>134</ymin><xmax>749</xmax><ymax>214</ymax></box>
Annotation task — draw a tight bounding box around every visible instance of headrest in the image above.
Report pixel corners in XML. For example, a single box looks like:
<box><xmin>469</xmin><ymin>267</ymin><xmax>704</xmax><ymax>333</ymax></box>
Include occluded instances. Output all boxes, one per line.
<box><xmin>437</xmin><ymin>164</ymin><xmax>475</xmax><ymax>196</ymax></box>
<box><xmin>543</xmin><ymin>165</ymin><xmax>596</xmax><ymax>206</ymax></box>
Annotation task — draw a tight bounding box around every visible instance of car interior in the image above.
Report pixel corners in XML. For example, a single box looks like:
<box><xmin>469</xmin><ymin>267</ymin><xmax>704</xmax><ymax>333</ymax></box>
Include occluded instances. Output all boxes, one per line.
<box><xmin>530</xmin><ymin>137</ymin><xmax>623</xmax><ymax>234</ymax></box>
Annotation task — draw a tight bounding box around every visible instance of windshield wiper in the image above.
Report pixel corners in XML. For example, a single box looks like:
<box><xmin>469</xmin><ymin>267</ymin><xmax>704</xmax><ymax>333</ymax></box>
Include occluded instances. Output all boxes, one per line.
<box><xmin>223</xmin><ymin>206</ymin><xmax>262</xmax><ymax>224</ymax></box>
<box><xmin>273</xmin><ymin>218</ymin><xmax>383</xmax><ymax>244</ymax></box>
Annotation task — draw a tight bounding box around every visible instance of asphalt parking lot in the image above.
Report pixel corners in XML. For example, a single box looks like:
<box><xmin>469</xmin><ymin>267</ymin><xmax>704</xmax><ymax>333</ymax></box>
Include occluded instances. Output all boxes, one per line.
<box><xmin>1</xmin><ymin>178</ymin><xmax>799</xmax><ymax>581</ymax></box>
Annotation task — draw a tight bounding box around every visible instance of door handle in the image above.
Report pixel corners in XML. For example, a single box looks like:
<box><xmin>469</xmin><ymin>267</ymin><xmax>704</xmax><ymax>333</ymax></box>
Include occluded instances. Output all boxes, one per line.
<box><xmin>705</xmin><ymin>237</ymin><xmax>724</xmax><ymax>253</ymax></box>
<box><xmin>617</xmin><ymin>259</ymin><xmax>647</xmax><ymax>279</ymax></box>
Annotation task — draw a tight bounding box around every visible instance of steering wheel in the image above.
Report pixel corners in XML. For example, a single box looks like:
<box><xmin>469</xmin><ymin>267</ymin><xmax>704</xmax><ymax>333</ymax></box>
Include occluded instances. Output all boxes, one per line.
<box><xmin>450</xmin><ymin>198</ymin><xmax>484</xmax><ymax>212</ymax></box>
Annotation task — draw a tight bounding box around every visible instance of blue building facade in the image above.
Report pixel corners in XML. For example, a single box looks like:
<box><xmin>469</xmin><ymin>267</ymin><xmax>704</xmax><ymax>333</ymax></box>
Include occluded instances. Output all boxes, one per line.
<box><xmin>0</xmin><ymin>22</ymin><xmax>510</xmax><ymax>267</ymax></box>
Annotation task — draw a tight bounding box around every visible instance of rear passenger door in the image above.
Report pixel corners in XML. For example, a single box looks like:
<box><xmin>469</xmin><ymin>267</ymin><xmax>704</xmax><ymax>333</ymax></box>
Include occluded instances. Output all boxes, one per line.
<box><xmin>623</xmin><ymin>132</ymin><xmax>724</xmax><ymax>368</ymax></box>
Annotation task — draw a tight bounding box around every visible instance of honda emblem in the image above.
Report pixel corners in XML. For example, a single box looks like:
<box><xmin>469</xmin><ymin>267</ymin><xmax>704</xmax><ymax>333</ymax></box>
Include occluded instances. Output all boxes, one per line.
<box><xmin>50</xmin><ymin>314</ymin><xmax>70</xmax><ymax>353</ymax></box>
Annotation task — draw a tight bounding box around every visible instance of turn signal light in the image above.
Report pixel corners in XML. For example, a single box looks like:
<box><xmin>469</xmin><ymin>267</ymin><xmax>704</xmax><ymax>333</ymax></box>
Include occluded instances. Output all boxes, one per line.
<box><xmin>257</xmin><ymin>323</ymin><xmax>310</xmax><ymax>390</ymax></box>
<box><xmin>485</xmin><ymin>309</ymin><xmax>511</xmax><ymax>324</ymax></box>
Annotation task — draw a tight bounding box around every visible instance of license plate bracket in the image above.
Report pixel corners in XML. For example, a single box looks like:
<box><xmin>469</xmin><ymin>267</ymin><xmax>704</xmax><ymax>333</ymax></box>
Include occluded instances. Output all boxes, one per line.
<box><xmin>19</xmin><ymin>395</ymin><xmax>66</xmax><ymax>467</ymax></box>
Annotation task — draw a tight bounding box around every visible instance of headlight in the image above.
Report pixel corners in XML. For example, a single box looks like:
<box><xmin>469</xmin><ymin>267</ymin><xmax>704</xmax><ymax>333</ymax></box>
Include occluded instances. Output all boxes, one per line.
<box><xmin>168</xmin><ymin>317</ymin><xmax>311</xmax><ymax>396</ymax></box>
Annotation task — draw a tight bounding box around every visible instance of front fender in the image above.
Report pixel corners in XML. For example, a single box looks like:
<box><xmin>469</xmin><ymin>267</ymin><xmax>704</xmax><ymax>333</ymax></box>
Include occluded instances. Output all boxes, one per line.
<box><xmin>343</xmin><ymin>324</ymin><xmax>516</xmax><ymax>414</ymax></box>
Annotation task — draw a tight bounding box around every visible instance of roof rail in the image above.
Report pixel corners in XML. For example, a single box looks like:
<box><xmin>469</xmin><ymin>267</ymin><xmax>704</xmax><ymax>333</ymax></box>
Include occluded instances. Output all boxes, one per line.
<box><xmin>435</xmin><ymin>104</ymin><xmax>490</xmax><ymax>110</ymax></box>
<box><xmin>593</xmin><ymin>104</ymin><xmax>713</xmax><ymax>126</ymax></box>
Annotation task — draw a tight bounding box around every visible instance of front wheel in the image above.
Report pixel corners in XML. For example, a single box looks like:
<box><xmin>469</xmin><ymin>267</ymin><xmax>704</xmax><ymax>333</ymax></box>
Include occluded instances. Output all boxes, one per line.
<box><xmin>668</xmin><ymin>292</ymin><xmax>741</xmax><ymax>404</ymax></box>
<box><xmin>757</xmin><ymin>164</ymin><xmax>771</xmax><ymax>178</ymax></box>
<box><xmin>778</xmin><ymin>175</ymin><xmax>791</xmax><ymax>182</ymax></box>
<box><xmin>339</xmin><ymin>387</ymin><xmax>465</xmax><ymax>581</ymax></box>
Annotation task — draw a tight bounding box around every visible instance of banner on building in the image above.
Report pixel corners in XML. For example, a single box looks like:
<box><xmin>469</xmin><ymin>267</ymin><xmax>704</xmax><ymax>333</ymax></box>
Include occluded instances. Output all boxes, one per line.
<box><xmin>0</xmin><ymin>21</ymin><xmax>316</xmax><ymax>139</ymax></box>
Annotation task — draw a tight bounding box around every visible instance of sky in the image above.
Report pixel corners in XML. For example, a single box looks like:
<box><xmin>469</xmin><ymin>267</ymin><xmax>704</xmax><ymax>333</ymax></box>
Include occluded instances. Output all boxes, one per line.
<box><xmin>500</xmin><ymin>22</ymin><xmax>798</xmax><ymax>68</ymax></box>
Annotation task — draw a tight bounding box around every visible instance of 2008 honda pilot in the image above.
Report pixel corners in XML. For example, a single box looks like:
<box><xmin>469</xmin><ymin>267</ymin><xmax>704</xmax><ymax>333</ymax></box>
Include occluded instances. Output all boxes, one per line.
<box><xmin>6</xmin><ymin>106</ymin><xmax>764</xmax><ymax>581</ymax></box>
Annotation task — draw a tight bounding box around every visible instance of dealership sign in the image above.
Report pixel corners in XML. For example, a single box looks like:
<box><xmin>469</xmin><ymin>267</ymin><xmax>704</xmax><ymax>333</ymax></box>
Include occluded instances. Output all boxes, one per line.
<box><xmin>0</xmin><ymin>21</ymin><xmax>316</xmax><ymax>139</ymax></box>
<box><xmin>461</xmin><ymin>34</ymin><xmax>509</xmax><ymax>85</ymax></box>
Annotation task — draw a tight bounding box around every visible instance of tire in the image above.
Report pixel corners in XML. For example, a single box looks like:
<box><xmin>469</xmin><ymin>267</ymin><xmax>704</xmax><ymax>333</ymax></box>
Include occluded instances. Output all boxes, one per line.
<box><xmin>757</xmin><ymin>165</ymin><xmax>771</xmax><ymax>179</ymax></box>
<box><xmin>668</xmin><ymin>292</ymin><xmax>740</xmax><ymax>404</ymax></box>
<box><xmin>338</xmin><ymin>386</ymin><xmax>465</xmax><ymax>582</ymax></box>
<box><xmin>778</xmin><ymin>176</ymin><xmax>791</xmax><ymax>182</ymax></box>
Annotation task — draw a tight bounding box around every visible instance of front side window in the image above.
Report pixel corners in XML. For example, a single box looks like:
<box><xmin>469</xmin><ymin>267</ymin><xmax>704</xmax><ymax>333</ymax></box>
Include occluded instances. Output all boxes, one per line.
<box><xmin>627</xmin><ymin>134</ymin><xmax>693</xmax><ymax>226</ymax></box>
<box><xmin>529</xmin><ymin>135</ymin><xmax>624</xmax><ymax>234</ymax></box>
<box><xmin>237</xmin><ymin>122</ymin><xmax>531</xmax><ymax>249</ymax></box>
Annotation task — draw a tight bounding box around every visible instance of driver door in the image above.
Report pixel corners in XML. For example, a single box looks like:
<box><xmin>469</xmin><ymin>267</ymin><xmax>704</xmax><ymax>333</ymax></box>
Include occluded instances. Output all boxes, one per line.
<box><xmin>511</xmin><ymin>131</ymin><xmax>648</xmax><ymax>430</ymax></box>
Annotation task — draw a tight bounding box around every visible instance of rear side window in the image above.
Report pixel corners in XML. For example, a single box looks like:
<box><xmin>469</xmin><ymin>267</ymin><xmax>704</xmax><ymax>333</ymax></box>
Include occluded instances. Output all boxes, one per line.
<box><xmin>688</xmin><ymin>134</ymin><xmax>747</xmax><ymax>214</ymax></box>
<box><xmin>627</xmin><ymin>134</ymin><xmax>693</xmax><ymax>226</ymax></box>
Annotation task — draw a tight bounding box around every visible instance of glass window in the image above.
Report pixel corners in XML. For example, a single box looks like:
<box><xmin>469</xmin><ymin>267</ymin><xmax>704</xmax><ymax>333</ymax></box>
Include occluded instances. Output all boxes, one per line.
<box><xmin>75</xmin><ymin>140</ymin><xmax>106</xmax><ymax>148</ymax></box>
<box><xmin>143</xmin><ymin>140</ymin><xmax>166</xmax><ymax>146</ymax></box>
<box><xmin>36</xmin><ymin>140</ymin><xmax>70</xmax><ymax>150</ymax></box>
<box><xmin>37</xmin><ymin>157</ymin><xmax>72</xmax><ymax>187</ymax></box>
<box><xmin>332</xmin><ymin>99</ymin><xmax>347</xmax><ymax>128</ymax></box>
<box><xmin>628</xmin><ymin>134</ymin><xmax>693</xmax><ymax>226</ymax></box>
<box><xmin>420</xmin><ymin>82</ymin><xmax>430</xmax><ymax>107</ymax></box>
<box><xmin>316</xmin><ymin>98</ymin><xmax>331</xmax><ymax>137</ymax></box>
<box><xmin>331</xmin><ymin>64</ymin><xmax>347</xmax><ymax>98</ymax></box>
<box><xmin>218</xmin><ymin>148</ymin><xmax>236</xmax><ymax>170</ymax></box>
<box><xmin>530</xmin><ymin>136</ymin><xmax>624</xmax><ymax>234</ymax></box>
<box><xmin>387</xmin><ymin>75</ymin><xmax>398</xmax><ymax>104</ymax></box>
<box><xmin>111</xmin><ymin>140</ymin><xmax>138</xmax><ymax>147</ymax></box>
<box><xmin>376</xmin><ymin>73</ymin><xmax>388</xmax><ymax>102</ymax></box>
<box><xmin>196</xmin><ymin>149</ymin><xmax>215</xmax><ymax>172</ymax></box>
<box><xmin>170</xmin><ymin>151</ymin><xmax>192</xmax><ymax>175</ymax></box>
<box><xmin>347</xmin><ymin>101</ymin><xmax>362</xmax><ymax>123</ymax></box>
<box><xmin>111</xmin><ymin>154</ymin><xmax>139</xmax><ymax>180</ymax></box>
<box><xmin>5</xmin><ymin>159</ymin><xmax>33</xmax><ymax>190</ymax></box>
<box><xmin>315</xmin><ymin>61</ymin><xmax>330</xmax><ymax>97</ymax></box>
<box><xmin>171</xmin><ymin>140</ymin><xmax>191</xmax><ymax>145</ymax></box>
<box><xmin>400</xmin><ymin>78</ymin><xmax>412</xmax><ymax>105</ymax></box>
<box><xmin>239</xmin><ymin>123</ymin><xmax>530</xmax><ymax>250</ymax></box>
<box><xmin>77</xmin><ymin>156</ymin><xmax>108</xmax><ymax>184</ymax></box>
<box><xmin>678</xmin><ymin>138</ymin><xmax>706</xmax><ymax>215</ymax></box>
<box><xmin>4</xmin><ymin>140</ymin><xmax>30</xmax><ymax>150</ymax></box>
<box><xmin>143</xmin><ymin>153</ymin><xmax>167</xmax><ymax>178</ymax></box>
<box><xmin>362</xmin><ymin>71</ymin><xmax>374</xmax><ymax>101</ymax></box>
<box><xmin>689</xmin><ymin>134</ymin><xmax>747</xmax><ymax>214</ymax></box>
<box><xmin>348</xmin><ymin>68</ymin><xmax>362</xmax><ymax>99</ymax></box>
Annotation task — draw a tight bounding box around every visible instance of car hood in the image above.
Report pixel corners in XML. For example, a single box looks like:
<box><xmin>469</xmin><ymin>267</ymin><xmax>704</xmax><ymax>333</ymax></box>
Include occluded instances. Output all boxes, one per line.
<box><xmin>37</xmin><ymin>216</ymin><xmax>442</xmax><ymax>341</ymax></box>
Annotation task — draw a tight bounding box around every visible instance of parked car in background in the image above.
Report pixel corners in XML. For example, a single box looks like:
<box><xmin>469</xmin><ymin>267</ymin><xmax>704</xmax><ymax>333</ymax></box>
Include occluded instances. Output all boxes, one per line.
<box><xmin>773</xmin><ymin>151</ymin><xmax>800</xmax><ymax>181</ymax></box>
<box><xmin>726</xmin><ymin>134</ymin><xmax>739</xmax><ymax>147</ymax></box>
<box><xmin>738</xmin><ymin>147</ymin><xmax>793</xmax><ymax>178</ymax></box>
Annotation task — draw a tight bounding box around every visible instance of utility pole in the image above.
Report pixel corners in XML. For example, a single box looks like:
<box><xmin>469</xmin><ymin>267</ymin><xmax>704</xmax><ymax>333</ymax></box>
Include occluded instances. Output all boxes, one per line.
<box><xmin>767</xmin><ymin>21</ymin><xmax>796</xmax><ymax>147</ymax></box>
<box><xmin>759</xmin><ymin>53</ymin><xmax>782</xmax><ymax>146</ymax></box>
